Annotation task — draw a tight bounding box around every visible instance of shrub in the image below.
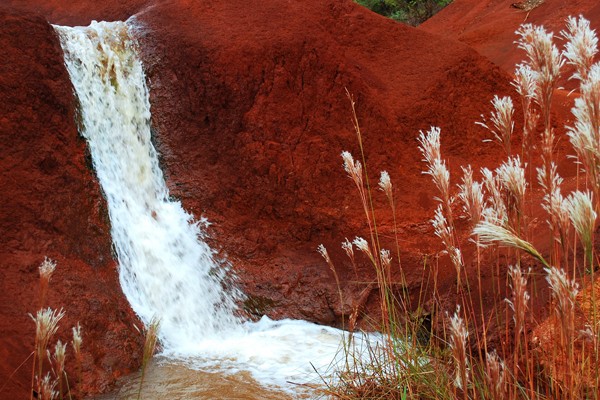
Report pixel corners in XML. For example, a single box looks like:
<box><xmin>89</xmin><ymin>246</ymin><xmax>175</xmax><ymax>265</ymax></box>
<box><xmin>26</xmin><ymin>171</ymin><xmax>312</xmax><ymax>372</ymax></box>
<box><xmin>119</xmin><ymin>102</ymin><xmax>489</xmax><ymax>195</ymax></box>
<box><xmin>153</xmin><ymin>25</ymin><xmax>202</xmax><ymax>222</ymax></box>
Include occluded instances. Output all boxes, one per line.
<box><xmin>354</xmin><ymin>0</ymin><xmax>453</xmax><ymax>26</ymax></box>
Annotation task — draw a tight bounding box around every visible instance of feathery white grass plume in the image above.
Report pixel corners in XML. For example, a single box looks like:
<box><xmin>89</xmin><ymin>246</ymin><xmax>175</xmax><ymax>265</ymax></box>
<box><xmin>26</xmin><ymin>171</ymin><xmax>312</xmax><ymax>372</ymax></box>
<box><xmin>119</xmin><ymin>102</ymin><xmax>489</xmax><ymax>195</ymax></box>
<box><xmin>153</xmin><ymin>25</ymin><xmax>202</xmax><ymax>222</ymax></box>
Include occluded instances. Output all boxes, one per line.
<box><xmin>513</xmin><ymin>64</ymin><xmax>538</xmax><ymax>100</ymax></box>
<box><xmin>31</xmin><ymin>308</ymin><xmax>65</xmax><ymax>358</ymax></box>
<box><xmin>568</xmin><ymin>63</ymin><xmax>600</xmax><ymax>197</ymax></box>
<box><xmin>418</xmin><ymin>126</ymin><xmax>442</xmax><ymax>165</ymax></box>
<box><xmin>538</xmin><ymin>163</ymin><xmax>571</xmax><ymax>246</ymax></box>
<box><xmin>432</xmin><ymin>205</ymin><xmax>453</xmax><ymax>243</ymax></box>
<box><xmin>380</xmin><ymin>249</ymin><xmax>392</xmax><ymax>270</ymax></box>
<box><xmin>485</xmin><ymin>350</ymin><xmax>506</xmax><ymax>400</ymax></box>
<box><xmin>39</xmin><ymin>258</ymin><xmax>57</xmax><ymax>283</ymax></box>
<box><xmin>72</xmin><ymin>323</ymin><xmax>83</xmax><ymax>360</ymax></box>
<box><xmin>477</xmin><ymin>95</ymin><xmax>515</xmax><ymax>155</ymax></box>
<box><xmin>473</xmin><ymin>218</ymin><xmax>549</xmax><ymax>267</ymax></box>
<box><xmin>418</xmin><ymin>127</ymin><xmax>451</xmax><ymax>204</ymax></box>
<box><xmin>561</xmin><ymin>15</ymin><xmax>598</xmax><ymax>81</ymax></box>
<box><xmin>449</xmin><ymin>305</ymin><xmax>469</xmax><ymax>390</ymax></box>
<box><xmin>53</xmin><ymin>340</ymin><xmax>66</xmax><ymax>377</ymax></box>
<box><xmin>40</xmin><ymin>372</ymin><xmax>58</xmax><ymax>400</ymax></box>
<box><xmin>506</xmin><ymin>265</ymin><xmax>530</xmax><ymax>337</ymax></box>
<box><xmin>481</xmin><ymin>168</ymin><xmax>508</xmax><ymax>224</ymax></box>
<box><xmin>516</xmin><ymin>23</ymin><xmax>563</xmax><ymax>151</ymax></box>
<box><xmin>353</xmin><ymin>236</ymin><xmax>375</xmax><ymax>264</ymax></box>
<box><xmin>432</xmin><ymin>205</ymin><xmax>463</xmax><ymax>278</ymax></box>
<box><xmin>513</xmin><ymin>64</ymin><xmax>540</xmax><ymax>147</ymax></box>
<box><xmin>565</xmin><ymin>190</ymin><xmax>597</xmax><ymax>265</ymax></box>
<box><xmin>38</xmin><ymin>257</ymin><xmax>57</xmax><ymax>308</ymax></box>
<box><xmin>378</xmin><ymin>170</ymin><xmax>393</xmax><ymax>203</ymax></box>
<box><xmin>496</xmin><ymin>156</ymin><xmax>527</xmax><ymax>220</ymax></box>
<box><xmin>546</xmin><ymin>265</ymin><xmax>579</xmax><ymax>308</ymax></box>
<box><xmin>545</xmin><ymin>266</ymin><xmax>580</xmax><ymax>343</ymax></box>
<box><xmin>341</xmin><ymin>238</ymin><xmax>355</xmax><ymax>264</ymax></box>
<box><xmin>341</xmin><ymin>151</ymin><xmax>363</xmax><ymax>189</ymax></box>
<box><xmin>317</xmin><ymin>244</ymin><xmax>331</xmax><ymax>265</ymax></box>
<box><xmin>458</xmin><ymin>166</ymin><xmax>485</xmax><ymax>226</ymax></box>
<box><xmin>579</xmin><ymin>324</ymin><xmax>599</xmax><ymax>349</ymax></box>
<box><xmin>516</xmin><ymin>23</ymin><xmax>563</xmax><ymax>97</ymax></box>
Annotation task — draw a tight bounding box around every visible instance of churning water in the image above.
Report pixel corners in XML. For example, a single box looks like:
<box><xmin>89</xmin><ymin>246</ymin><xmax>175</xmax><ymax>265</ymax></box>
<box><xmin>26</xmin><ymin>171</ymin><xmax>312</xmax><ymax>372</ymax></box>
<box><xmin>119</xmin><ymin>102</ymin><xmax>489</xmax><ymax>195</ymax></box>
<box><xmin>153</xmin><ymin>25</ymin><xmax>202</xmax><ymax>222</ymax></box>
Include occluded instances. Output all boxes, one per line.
<box><xmin>54</xmin><ymin>20</ymin><xmax>376</xmax><ymax>396</ymax></box>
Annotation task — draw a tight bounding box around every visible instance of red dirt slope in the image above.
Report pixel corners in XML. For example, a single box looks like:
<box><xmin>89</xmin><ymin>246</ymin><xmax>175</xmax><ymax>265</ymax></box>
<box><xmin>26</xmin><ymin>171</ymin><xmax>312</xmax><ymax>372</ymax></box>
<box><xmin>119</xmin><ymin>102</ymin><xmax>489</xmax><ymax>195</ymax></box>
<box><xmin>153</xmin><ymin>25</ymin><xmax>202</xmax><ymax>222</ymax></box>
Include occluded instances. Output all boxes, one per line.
<box><xmin>421</xmin><ymin>0</ymin><xmax>600</xmax><ymax>72</ymax></box>
<box><xmin>0</xmin><ymin>7</ymin><xmax>143</xmax><ymax>399</ymax></box>
<box><xmin>134</xmin><ymin>0</ymin><xmax>513</xmax><ymax>325</ymax></box>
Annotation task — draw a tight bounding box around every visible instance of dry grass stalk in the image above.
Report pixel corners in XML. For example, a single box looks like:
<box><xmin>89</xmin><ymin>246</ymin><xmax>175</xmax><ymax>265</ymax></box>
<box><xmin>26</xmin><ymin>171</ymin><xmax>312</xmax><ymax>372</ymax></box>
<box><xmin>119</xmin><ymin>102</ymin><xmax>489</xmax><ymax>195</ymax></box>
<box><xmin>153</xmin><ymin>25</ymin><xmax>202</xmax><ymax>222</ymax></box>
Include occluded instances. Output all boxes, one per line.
<box><xmin>546</xmin><ymin>266</ymin><xmax>579</xmax><ymax>341</ymax></box>
<box><xmin>418</xmin><ymin>127</ymin><xmax>451</xmax><ymax>208</ymax></box>
<box><xmin>561</xmin><ymin>15</ymin><xmax>599</xmax><ymax>82</ymax></box>
<box><xmin>507</xmin><ymin>265</ymin><xmax>530</xmax><ymax>339</ymax></box>
<box><xmin>449</xmin><ymin>306</ymin><xmax>469</xmax><ymax>397</ymax></box>
<box><xmin>538</xmin><ymin>163</ymin><xmax>571</xmax><ymax>267</ymax></box>
<box><xmin>38</xmin><ymin>258</ymin><xmax>56</xmax><ymax>309</ymax></box>
<box><xmin>565</xmin><ymin>190</ymin><xmax>597</xmax><ymax>268</ymax></box>
<box><xmin>419</xmin><ymin>127</ymin><xmax>464</xmax><ymax>289</ymax></box>
<box><xmin>138</xmin><ymin>317</ymin><xmax>160</xmax><ymax>400</ymax></box>
<box><xmin>318</xmin><ymin>244</ymin><xmax>345</xmax><ymax>326</ymax></box>
<box><xmin>474</xmin><ymin>217</ymin><xmax>550</xmax><ymax>267</ymax></box>
<box><xmin>30</xmin><ymin>308</ymin><xmax>64</xmax><ymax>399</ymax></box>
<box><xmin>485</xmin><ymin>350</ymin><xmax>506</xmax><ymax>400</ymax></box>
<box><xmin>378</xmin><ymin>171</ymin><xmax>404</xmax><ymax>281</ymax></box>
<box><xmin>496</xmin><ymin>156</ymin><xmax>527</xmax><ymax>230</ymax></box>
<box><xmin>457</xmin><ymin>165</ymin><xmax>485</xmax><ymax>227</ymax></box>
<box><xmin>513</xmin><ymin>64</ymin><xmax>539</xmax><ymax>152</ymax></box>
<box><xmin>52</xmin><ymin>340</ymin><xmax>66</xmax><ymax>400</ymax></box>
<box><xmin>481</xmin><ymin>168</ymin><xmax>508</xmax><ymax>224</ymax></box>
<box><xmin>39</xmin><ymin>373</ymin><xmax>57</xmax><ymax>400</ymax></box>
<box><xmin>516</xmin><ymin>23</ymin><xmax>563</xmax><ymax>166</ymax></box>
<box><xmin>432</xmin><ymin>205</ymin><xmax>463</xmax><ymax>287</ymax></box>
<box><xmin>71</xmin><ymin>323</ymin><xmax>83</xmax><ymax>396</ymax></box>
<box><xmin>477</xmin><ymin>95</ymin><xmax>515</xmax><ymax>155</ymax></box>
<box><xmin>568</xmin><ymin>64</ymin><xmax>600</xmax><ymax>205</ymax></box>
<box><xmin>341</xmin><ymin>238</ymin><xmax>357</xmax><ymax>277</ymax></box>
<box><xmin>545</xmin><ymin>266</ymin><xmax>580</xmax><ymax>393</ymax></box>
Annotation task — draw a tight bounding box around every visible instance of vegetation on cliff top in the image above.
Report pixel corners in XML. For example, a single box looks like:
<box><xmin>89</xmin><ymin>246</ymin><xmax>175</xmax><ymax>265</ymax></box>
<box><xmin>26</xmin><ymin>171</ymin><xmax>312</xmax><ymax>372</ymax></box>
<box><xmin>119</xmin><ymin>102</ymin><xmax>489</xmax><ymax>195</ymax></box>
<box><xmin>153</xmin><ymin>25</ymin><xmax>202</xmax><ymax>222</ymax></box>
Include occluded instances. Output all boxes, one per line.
<box><xmin>355</xmin><ymin>0</ymin><xmax>452</xmax><ymax>25</ymax></box>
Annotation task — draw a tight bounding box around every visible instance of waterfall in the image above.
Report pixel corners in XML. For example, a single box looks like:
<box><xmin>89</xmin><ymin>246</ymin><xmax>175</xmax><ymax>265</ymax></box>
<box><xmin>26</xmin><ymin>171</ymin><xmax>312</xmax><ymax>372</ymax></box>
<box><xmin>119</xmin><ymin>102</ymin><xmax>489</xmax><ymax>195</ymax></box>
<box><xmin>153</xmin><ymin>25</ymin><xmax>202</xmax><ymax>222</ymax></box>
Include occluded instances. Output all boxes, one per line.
<box><xmin>54</xmin><ymin>21</ymin><xmax>241</xmax><ymax>349</ymax></box>
<box><xmin>54</xmin><ymin>20</ymin><xmax>379</xmax><ymax>393</ymax></box>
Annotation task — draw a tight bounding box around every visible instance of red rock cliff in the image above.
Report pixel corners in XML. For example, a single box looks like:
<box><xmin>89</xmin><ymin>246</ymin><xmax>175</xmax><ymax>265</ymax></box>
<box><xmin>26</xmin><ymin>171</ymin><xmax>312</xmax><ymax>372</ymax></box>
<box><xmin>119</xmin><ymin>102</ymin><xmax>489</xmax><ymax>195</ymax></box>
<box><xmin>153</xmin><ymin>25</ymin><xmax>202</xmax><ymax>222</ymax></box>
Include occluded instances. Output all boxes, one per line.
<box><xmin>0</xmin><ymin>6</ymin><xmax>143</xmax><ymax>398</ymax></box>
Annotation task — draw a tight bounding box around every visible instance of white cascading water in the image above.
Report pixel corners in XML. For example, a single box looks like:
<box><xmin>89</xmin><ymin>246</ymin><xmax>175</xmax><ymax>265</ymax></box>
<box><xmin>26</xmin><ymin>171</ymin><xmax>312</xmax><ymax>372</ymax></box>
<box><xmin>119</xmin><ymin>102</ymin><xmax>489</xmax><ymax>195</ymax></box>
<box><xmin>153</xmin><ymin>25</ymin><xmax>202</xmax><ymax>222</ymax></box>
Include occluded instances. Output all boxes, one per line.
<box><xmin>54</xmin><ymin>20</ymin><xmax>378</xmax><ymax>394</ymax></box>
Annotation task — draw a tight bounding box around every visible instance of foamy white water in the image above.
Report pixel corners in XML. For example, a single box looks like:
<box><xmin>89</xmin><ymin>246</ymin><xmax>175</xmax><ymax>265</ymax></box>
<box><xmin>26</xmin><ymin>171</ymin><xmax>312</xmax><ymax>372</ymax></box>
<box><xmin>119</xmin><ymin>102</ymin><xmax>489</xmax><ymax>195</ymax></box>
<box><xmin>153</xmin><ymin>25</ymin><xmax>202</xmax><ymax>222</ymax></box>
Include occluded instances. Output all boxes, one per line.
<box><xmin>54</xmin><ymin>20</ymin><xmax>380</xmax><ymax>395</ymax></box>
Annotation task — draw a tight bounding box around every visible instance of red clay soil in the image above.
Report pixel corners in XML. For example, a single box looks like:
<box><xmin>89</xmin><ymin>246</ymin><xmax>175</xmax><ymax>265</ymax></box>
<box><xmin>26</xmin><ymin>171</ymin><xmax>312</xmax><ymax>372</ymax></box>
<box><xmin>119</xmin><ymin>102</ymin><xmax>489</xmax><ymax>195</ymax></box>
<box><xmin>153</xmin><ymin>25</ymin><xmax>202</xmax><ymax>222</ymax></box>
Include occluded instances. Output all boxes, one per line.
<box><xmin>421</xmin><ymin>0</ymin><xmax>600</xmax><ymax>73</ymax></box>
<box><xmin>0</xmin><ymin>7</ymin><xmax>143</xmax><ymax>399</ymax></box>
<box><xmin>132</xmin><ymin>0</ymin><xmax>518</xmax><ymax>326</ymax></box>
<box><xmin>1</xmin><ymin>0</ymin><xmax>565</xmax><ymax>396</ymax></box>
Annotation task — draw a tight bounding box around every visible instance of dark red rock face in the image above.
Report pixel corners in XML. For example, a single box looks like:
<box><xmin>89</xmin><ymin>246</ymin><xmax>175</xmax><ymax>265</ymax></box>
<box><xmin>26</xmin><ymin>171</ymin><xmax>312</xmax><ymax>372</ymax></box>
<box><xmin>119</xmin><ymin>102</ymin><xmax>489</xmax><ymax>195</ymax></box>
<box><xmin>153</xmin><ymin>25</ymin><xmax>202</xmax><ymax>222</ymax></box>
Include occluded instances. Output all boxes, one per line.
<box><xmin>134</xmin><ymin>0</ymin><xmax>513</xmax><ymax>325</ymax></box>
<box><xmin>0</xmin><ymin>7</ymin><xmax>143</xmax><ymax>399</ymax></box>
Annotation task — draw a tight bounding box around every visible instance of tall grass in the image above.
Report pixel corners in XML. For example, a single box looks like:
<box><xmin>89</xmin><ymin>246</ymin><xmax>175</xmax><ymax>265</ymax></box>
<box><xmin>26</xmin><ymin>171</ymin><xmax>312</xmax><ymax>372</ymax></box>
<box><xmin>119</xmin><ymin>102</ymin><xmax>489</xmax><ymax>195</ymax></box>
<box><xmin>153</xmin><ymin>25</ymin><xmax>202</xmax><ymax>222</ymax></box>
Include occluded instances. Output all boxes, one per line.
<box><xmin>321</xmin><ymin>15</ymin><xmax>600</xmax><ymax>400</ymax></box>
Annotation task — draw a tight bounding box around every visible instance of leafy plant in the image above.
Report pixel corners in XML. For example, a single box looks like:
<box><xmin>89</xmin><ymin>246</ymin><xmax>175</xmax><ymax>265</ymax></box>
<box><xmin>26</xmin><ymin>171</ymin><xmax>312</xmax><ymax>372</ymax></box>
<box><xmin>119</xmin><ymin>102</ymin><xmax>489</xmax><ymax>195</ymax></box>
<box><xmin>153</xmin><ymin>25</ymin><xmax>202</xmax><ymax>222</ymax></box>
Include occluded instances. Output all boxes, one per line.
<box><xmin>354</xmin><ymin>0</ymin><xmax>453</xmax><ymax>26</ymax></box>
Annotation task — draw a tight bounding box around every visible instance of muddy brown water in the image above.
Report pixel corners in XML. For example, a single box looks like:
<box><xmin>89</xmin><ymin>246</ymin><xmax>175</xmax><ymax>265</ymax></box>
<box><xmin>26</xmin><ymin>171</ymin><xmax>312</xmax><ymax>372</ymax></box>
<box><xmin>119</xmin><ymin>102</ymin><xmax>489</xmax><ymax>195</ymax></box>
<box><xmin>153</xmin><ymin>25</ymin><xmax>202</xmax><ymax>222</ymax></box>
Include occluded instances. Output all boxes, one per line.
<box><xmin>94</xmin><ymin>358</ymin><xmax>319</xmax><ymax>399</ymax></box>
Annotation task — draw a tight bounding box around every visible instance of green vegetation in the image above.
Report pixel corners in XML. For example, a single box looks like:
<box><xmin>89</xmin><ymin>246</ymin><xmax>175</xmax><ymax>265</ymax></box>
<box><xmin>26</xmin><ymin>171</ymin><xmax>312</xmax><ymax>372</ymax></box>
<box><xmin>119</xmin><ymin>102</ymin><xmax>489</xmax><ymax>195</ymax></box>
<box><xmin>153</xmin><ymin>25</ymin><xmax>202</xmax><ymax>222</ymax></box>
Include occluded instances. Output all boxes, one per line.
<box><xmin>319</xmin><ymin>16</ymin><xmax>600</xmax><ymax>399</ymax></box>
<box><xmin>354</xmin><ymin>0</ymin><xmax>453</xmax><ymax>26</ymax></box>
